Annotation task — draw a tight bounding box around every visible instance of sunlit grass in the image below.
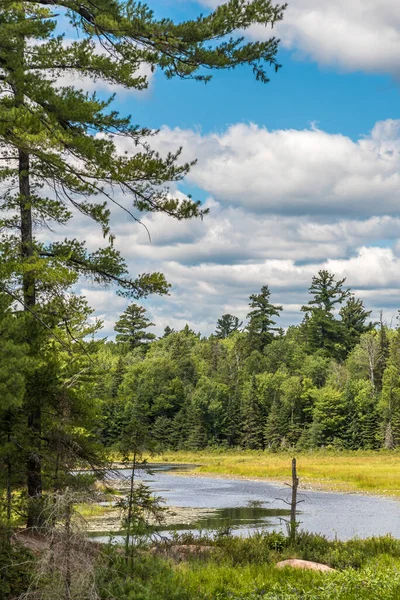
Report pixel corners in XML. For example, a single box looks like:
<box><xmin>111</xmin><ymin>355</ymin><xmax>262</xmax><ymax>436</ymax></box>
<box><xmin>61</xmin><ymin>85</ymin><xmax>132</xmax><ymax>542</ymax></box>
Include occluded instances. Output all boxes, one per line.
<box><xmin>149</xmin><ymin>450</ymin><xmax>400</xmax><ymax>496</ymax></box>
<box><xmin>75</xmin><ymin>503</ymin><xmax>114</xmax><ymax>518</ymax></box>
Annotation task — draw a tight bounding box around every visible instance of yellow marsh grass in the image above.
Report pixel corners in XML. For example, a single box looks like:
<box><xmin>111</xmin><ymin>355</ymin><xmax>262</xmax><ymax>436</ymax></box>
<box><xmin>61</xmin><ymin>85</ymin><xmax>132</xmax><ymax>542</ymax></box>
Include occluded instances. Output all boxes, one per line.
<box><xmin>150</xmin><ymin>450</ymin><xmax>400</xmax><ymax>497</ymax></box>
<box><xmin>75</xmin><ymin>503</ymin><xmax>113</xmax><ymax>518</ymax></box>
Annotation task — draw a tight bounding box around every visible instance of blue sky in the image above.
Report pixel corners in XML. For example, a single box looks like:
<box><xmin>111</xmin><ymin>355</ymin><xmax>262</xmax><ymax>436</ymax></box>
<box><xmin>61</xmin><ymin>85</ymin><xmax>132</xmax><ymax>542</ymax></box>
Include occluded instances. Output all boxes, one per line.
<box><xmin>125</xmin><ymin>51</ymin><xmax>399</xmax><ymax>141</ymax></box>
<box><xmin>65</xmin><ymin>0</ymin><xmax>400</xmax><ymax>336</ymax></box>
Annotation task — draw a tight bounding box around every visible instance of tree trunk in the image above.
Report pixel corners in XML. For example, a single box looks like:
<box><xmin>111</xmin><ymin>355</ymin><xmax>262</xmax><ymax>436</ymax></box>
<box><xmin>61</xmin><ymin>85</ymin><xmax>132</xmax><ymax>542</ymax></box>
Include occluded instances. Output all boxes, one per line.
<box><xmin>12</xmin><ymin>12</ymin><xmax>43</xmax><ymax>527</ymax></box>
<box><xmin>19</xmin><ymin>148</ymin><xmax>43</xmax><ymax>527</ymax></box>
<box><xmin>64</xmin><ymin>497</ymin><xmax>72</xmax><ymax>600</ymax></box>
<box><xmin>6</xmin><ymin>431</ymin><xmax>12</xmax><ymax>530</ymax></box>
<box><xmin>125</xmin><ymin>447</ymin><xmax>137</xmax><ymax>574</ymax></box>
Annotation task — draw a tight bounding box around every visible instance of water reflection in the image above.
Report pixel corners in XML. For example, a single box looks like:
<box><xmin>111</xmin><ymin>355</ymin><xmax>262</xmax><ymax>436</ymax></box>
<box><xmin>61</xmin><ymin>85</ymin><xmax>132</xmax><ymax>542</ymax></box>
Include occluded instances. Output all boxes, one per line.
<box><xmin>167</xmin><ymin>506</ymin><xmax>291</xmax><ymax>532</ymax></box>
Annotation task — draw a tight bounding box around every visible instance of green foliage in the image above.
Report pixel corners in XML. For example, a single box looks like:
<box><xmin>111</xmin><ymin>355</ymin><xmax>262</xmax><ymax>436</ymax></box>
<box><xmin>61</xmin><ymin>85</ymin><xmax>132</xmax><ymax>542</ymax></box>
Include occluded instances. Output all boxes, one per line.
<box><xmin>94</xmin><ymin>533</ymin><xmax>400</xmax><ymax>600</ymax></box>
<box><xmin>241</xmin><ymin>377</ymin><xmax>264</xmax><ymax>449</ymax></box>
<box><xmin>94</xmin><ymin>272</ymin><xmax>400</xmax><ymax>453</ymax></box>
<box><xmin>339</xmin><ymin>296</ymin><xmax>373</xmax><ymax>354</ymax></box>
<box><xmin>301</xmin><ymin>270</ymin><xmax>351</xmax><ymax>358</ymax></box>
<box><xmin>115</xmin><ymin>303</ymin><xmax>156</xmax><ymax>350</ymax></box>
<box><xmin>0</xmin><ymin>0</ymin><xmax>287</xmax><ymax>526</ymax></box>
<box><xmin>215</xmin><ymin>314</ymin><xmax>243</xmax><ymax>339</ymax></box>
<box><xmin>379</xmin><ymin>329</ymin><xmax>400</xmax><ymax>447</ymax></box>
<box><xmin>0</xmin><ymin>535</ymin><xmax>34</xmax><ymax>598</ymax></box>
<box><xmin>247</xmin><ymin>285</ymin><xmax>282</xmax><ymax>351</ymax></box>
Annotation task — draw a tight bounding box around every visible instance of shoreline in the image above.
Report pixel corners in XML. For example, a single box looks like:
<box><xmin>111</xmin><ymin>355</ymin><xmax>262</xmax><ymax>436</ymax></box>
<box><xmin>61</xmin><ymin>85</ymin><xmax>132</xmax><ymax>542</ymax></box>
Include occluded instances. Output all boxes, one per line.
<box><xmin>108</xmin><ymin>460</ymin><xmax>400</xmax><ymax>500</ymax></box>
<box><xmin>85</xmin><ymin>505</ymin><xmax>217</xmax><ymax>534</ymax></box>
<box><xmin>165</xmin><ymin>468</ymin><xmax>380</xmax><ymax>496</ymax></box>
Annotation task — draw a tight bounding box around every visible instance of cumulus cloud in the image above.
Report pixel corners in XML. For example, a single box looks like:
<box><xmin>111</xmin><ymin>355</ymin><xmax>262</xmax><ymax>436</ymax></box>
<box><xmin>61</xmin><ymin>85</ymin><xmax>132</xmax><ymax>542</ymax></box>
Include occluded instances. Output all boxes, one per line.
<box><xmin>201</xmin><ymin>0</ymin><xmax>400</xmax><ymax>77</ymax></box>
<box><xmin>125</xmin><ymin>119</ymin><xmax>400</xmax><ymax>217</ymax></box>
<box><xmin>63</xmin><ymin>199</ymin><xmax>400</xmax><ymax>337</ymax></box>
<box><xmin>39</xmin><ymin>118</ymin><xmax>400</xmax><ymax>337</ymax></box>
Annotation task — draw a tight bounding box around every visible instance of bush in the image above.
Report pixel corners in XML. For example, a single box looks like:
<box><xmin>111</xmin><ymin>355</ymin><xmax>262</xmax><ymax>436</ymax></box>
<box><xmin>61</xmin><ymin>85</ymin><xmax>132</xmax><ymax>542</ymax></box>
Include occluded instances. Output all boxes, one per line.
<box><xmin>0</xmin><ymin>537</ymin><xmax>34</xmax><ymax>598</ymax></box>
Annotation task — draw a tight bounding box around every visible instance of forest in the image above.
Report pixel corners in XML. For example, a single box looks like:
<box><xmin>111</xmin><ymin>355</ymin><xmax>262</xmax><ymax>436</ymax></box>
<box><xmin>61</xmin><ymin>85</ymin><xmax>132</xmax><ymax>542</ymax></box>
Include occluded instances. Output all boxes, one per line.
<box><xmin>97</xmin><ymin>270</ymin><xmax>395</xmax><ymax>453</ymax></box>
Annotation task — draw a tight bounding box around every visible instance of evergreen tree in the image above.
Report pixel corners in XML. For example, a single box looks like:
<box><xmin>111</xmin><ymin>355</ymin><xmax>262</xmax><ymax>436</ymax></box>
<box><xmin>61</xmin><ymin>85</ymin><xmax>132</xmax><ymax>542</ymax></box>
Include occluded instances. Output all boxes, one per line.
<box><xmin>280</xmin><ymin>376</ymin><xmax>303</xmax><ymax>446</ymax></box>
<box><xmin>379</xmin><ymin>328</ymin><xmax>400</xmax><ymax>447</ymax></box>
<box><xmin>114</xmin><ymin>304</ymin><xmax>156</xmax><ymax>350</ymax></box>
<box><xmin>247</xmin><ymin>285</ymin><xmax>282</xmax><ymax>351</ymax></box>
<box><xmin>310</xmin><ymin>387</ymin><xmax>348</xmax><ymax>447</ymax></box>
<box><xmin>339</xmin><ymin>296</ymin><xmax>373</xmax><ymax>355</ymax></box>
<box><xmin>264</xmin><ymin>399</ymin><xmax>285</xmax><ymax>450</ymax></box>
<box><xmin>302</xmin><ymin>270</ymin><xmax>351</xmax><ymax>358</ymax></box>
<box><xmin>163</xmin><ymin>326</ymin><xmax>175</xmax><ymax>338</ymax></box>
<box><xmin>0</xmin><ymin>0</ymin><xmax>286</xmax><ymax>524</ymax></box>
<box><xmin>0</xmin><ymin>295</ymin><xmax>31</xmax><ymax>524</ymax></box>
<box><xmin>375</xmin><ymin>312</ymin><xmax>390</xmax><ymax>391</ymax></box>
<box><xmin>240</xmin><ymin>377</ymin><xmax>264</xmax><ymax>450</ymax></box>
<box><xmin>344</xmin><ymin>380</ymin><xmax>379</xmax><ymax>450</ymax></box>
<box><xmin>215</xmin><ymin>314</ymin><xmax>243</xmax><ymax>339</ymax></box>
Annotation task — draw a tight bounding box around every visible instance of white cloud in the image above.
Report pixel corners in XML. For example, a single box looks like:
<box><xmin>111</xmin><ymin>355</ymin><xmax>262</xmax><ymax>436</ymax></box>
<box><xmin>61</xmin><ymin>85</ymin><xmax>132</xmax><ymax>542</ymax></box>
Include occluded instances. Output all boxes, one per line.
<box><xmin>38</xmin><ymin>118</ymin><xmax>400</xmax><ymax>337</ymax></box>
<box><xmin>202</xmin><ymin>0</ymin><xmax>400</xmax><ymax>76</ymax></box>
<box><xmin>132</xmin><ymin>119</ymin><xmax>400</xmax><ymax>217</ymax></box>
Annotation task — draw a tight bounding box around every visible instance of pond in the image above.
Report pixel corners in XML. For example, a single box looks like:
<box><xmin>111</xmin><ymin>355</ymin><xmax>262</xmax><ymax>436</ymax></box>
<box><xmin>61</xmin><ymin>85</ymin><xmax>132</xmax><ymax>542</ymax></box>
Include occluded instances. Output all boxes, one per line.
<box><xmin>96</xmin><ymin>463</ymin><xmax>400</xmax><ymax>542</ymax></box>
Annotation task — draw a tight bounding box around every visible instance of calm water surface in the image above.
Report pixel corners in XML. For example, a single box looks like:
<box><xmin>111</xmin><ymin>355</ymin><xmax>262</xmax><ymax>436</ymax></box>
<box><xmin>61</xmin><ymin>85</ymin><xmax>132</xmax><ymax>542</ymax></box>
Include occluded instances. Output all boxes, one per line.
<box><xmin>109</xmin><ymin>464</ymin><xmax>400</xmax><ymax>541</ymax></box>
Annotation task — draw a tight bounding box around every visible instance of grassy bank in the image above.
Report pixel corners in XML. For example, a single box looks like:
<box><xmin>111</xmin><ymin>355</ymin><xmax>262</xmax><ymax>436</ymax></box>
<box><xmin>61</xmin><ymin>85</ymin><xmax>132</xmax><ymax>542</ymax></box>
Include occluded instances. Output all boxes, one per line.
<box><xmin>9</xmin><ymin>520</ymin><xmax>400</xmax><ymax>598</ymax></box>
<box><xmin>150</xmin><ymin>450</ymin><xmax>400</xmax><ymax>496</ymax></box>
<box><xmin>95</xmin><ymin>531</ymin><xmax>400</xmax><ymax>600</ymax></box>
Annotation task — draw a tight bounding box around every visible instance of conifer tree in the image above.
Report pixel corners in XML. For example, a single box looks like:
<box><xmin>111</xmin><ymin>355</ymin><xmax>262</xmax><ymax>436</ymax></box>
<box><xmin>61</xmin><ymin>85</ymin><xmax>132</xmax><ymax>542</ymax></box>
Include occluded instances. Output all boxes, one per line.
<box><xmin>247</xmin><ymin>285</ymin><xmax>282</xmax><ymax>351</ymax></box>
<box><xmin>215</xmin><ymin>314</ymin><xmax>243</xmax><ymax>339</ymax></box>
<box><xmin>264</xmin><ymin>399</ymin><xmax>285</xmax><ymax>449</ymax></box>
<box><xmin>163</xmin><ymin>326</ymin><xmax>175</xmax><ymax>338</ymax></box>
<box><xmin>114</xmin><ymin>304</ymin><xmax>156</xmax><ymax>350</ymax></box>
<box><xmin>0</xmin><ymin>0</ymin><xmax>286</xmax><ymax>523</ymax></box>
<box><xmin>240</xmin><ymin>376</ymin><xmax>264</xmax><ymax>449</ymax></box>
<box><xmin>301</xmin><ymin>270</ymin><xmax>350</xmax><ymax>358</ymax></box>
<box><xmin>375</xmin><ymin>312</ymin><xmax>390</xmax><ymax>391</ymax></box>
<box><xmin>380</xmin><ymin>328</ymin><xmax>400</xmax><ymax>447</ymax></box>
<box><xmin>339</xmin><ymin>296</ymin><xmax>373</xmax><ymax>355</ymax></box>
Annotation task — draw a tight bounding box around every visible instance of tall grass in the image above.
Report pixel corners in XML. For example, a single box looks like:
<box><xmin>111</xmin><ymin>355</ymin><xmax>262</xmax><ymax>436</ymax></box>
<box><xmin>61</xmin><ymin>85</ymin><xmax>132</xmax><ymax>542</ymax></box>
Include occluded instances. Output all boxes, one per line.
<box><xmin>151</xmin><ymin>450</ymin><xmax>400</xmax><ymax>496</ymax></box>
<box><xmin>96</xmin><ymin>532</ymin><xmax>400</xmax><ymax>600</ymax></box>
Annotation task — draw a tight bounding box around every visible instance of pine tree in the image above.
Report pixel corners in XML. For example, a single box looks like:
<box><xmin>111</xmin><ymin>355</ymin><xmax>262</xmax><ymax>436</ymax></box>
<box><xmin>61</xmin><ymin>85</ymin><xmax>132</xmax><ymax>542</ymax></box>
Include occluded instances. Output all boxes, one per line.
<box><xmin>0</xmin><ymin>295</ymin><xmax>31</xmax><ymax>526</ymax></box>
<box><xmin>301</xmin><ymin>270</ymin><xmax>351</xmax><ymax>358</ymax></box>
<box><xmin>375</xmin><ymin>312</ymin><xmax>390</xmax><ymax>391</ymax></box>
<box><xmin>379</xmin><ymin>329</ymin><xmax>400</xmax><ymax>447</ymax></box>
<box><xmin>163</xmin><ymin>326</ymin><xmax>175</xmax><ymax>338</ymax></box>
<box><xmin>247</xmin><ymin>285</ymin><xmax>282</xmax><ymax>351</ymax></box>
<box><xmin>0</xmin><ymin>0</ymin><xmax>286</xmax><ymax>524</ymax></box>
<box><xmin>339</xmin><ymin>296</ymin><xmax>373</xmax><ymax>355</ymax></box>
<box><xmin>114</xmin><ymin>304</ymin><xmax>156</xmax><ymax>350</ymax></box>
<box><xmin>215</xmin><ymin>314</ymin><xmax>243</xmax><ymax>339</ymax></box>
<box><xmin>264</xmin><ymin>399</ymin><xmax>285</xmax><ymax>450</ymax></box>
<box><xmin>240</xmin><ymin>376</ymin><xmax>264</xmax><ymax>449</ymax></box>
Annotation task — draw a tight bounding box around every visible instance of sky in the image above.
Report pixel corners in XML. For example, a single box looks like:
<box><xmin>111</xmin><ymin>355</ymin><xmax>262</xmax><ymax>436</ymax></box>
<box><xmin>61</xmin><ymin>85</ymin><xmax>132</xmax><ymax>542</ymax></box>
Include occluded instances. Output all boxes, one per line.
<box><xmin>64</xmin><ymin>0</ymin><xmax>400</xmax><ymax>337</ymax></box>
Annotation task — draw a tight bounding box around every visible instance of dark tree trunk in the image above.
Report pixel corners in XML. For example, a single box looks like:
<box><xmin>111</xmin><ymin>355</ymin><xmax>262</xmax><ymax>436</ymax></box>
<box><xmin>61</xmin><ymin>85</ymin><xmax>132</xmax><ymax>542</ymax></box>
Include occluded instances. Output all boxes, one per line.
<box><xmin>19</xmin><ymin>149</ymin><xmax>43</xmax><ymax>527</ymax></box>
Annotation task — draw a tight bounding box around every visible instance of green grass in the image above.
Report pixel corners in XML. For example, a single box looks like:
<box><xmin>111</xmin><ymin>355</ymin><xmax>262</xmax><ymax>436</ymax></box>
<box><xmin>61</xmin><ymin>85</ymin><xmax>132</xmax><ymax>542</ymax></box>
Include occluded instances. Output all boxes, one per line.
<box><xmin>96</xmin><ymin>532</ymin><xmax>400</xmax><ymax>600</ymax></box>
<box><xmin>75</xmin><ymin>503</ymin><xmax>114</xmax><ymax>518</ymax></box>
<box><xmin>150</xmin><ymin>449</ymin><xmax>400</xmax><ymax>496</ymax></box>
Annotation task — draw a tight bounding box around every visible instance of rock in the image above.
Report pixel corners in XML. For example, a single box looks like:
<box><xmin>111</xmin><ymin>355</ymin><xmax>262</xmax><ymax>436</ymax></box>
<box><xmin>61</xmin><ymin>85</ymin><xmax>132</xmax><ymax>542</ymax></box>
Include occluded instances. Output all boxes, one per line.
<box><xmin>276</xmin><ymin>559</ymin><xmax>335</xmax><ymax>572</ymax></box>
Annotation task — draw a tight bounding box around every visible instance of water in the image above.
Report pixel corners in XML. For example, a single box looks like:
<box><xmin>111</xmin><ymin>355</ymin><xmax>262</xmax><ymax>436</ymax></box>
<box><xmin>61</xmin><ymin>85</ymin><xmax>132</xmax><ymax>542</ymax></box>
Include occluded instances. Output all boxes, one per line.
<box><xmin>101</xmin><ymin>464</ymin><xmax>400</xmax><ymax>541</ymax></box>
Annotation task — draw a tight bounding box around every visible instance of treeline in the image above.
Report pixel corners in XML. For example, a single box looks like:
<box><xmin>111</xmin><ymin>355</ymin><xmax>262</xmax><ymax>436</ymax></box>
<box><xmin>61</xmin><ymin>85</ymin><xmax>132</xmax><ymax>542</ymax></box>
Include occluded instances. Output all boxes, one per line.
<box><xmin>96</xmin><ymin>270</ymin><xmax>398</xmax><ymax>452</ymax></box>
